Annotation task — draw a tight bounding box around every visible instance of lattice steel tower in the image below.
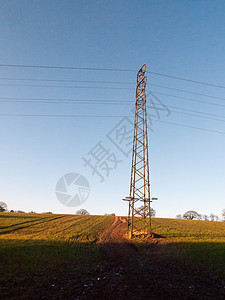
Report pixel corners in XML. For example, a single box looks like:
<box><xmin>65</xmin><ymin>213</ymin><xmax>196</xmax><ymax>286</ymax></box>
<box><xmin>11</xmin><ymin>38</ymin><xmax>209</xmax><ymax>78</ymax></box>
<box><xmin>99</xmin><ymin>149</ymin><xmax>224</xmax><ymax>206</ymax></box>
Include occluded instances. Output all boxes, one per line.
<box><xmin>123</xmin><ymin>64</ymin><xmax>151</xmax><ymax>237</ymax></box>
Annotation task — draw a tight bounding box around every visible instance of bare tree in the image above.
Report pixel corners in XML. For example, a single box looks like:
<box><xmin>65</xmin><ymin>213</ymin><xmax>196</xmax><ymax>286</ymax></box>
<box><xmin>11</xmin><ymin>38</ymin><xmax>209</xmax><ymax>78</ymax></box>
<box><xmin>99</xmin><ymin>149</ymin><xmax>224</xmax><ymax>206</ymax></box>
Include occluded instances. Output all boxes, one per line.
<box><xmin>183</xmin><ymin>210</ymin><xmax>200</xmax><ymax>220</ymax></box>
<box><xmin>222</xmin><ymin>209</ymin><xmax>225</xmax><ymax>221</ymax></box>
<box><xmin>209</xmin><ymin>214</ymin><xmax>216</xmax><ymax>221</ymax></box>
<box><xmin>197</xmin><ymin>214</ymin><xmax>202</xmax><ymax>220</ymax></box>
<box><xmin>104</xmin><ymin>213</ymin><xmax>116</xmax><ymax>216</ymax></box>
<box><xmin>176</xmin><ymin>214</ymin><xmax>182</xmax><ymax>219</ymax></box>
<box><xmin>202</xmin><ymin>214</ymin><xmax>209</xmax><ymax>221</ymax></box>
<box><xmin>76</xmin><ymin>209</ymin><xmax>89</xmax><ymax>215</ymax></box>
<box><xmin>150</xmin><ymin>208</ymin><xmax>156</xmax><ymax>217</ymax></box>
<box><xmin>0</xmin><ymin>202</ymin><xmax>7</xmax><ymax>212</ymax></box>
<box><xmin>137</xmin><ymin>205</ymin><xmax>156</xmax><ymax>217</ymax></box>
<box><xmin>215</xmin><ymin>215</ymin><xmax>220</xmax><ymax>222</ymax></box>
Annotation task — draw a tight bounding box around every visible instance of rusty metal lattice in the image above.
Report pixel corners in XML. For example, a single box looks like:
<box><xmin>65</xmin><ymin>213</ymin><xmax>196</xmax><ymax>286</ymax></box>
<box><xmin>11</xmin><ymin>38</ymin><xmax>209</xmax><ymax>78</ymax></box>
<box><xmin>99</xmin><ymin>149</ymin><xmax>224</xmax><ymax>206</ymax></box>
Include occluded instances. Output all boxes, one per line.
<box><xmin>123</xmin><ymin>64</ymin><xmax>151</xmax><ymax>237</ymax></box>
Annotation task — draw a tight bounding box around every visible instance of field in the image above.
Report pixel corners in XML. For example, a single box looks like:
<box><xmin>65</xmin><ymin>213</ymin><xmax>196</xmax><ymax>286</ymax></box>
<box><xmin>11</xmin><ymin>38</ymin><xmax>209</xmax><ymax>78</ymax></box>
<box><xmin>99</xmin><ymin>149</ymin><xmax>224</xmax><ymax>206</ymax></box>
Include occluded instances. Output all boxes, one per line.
<box><xmin>0</xmin><ymin>213</ymin><xmax>114</xmax><ymax>299</ymax></box>
<box><xmin>0</xmin><ymin>213</ymin><xmax>224</xmax><ymax>299</ymax></box>
<box><xmin>149</xmin><ymin>217</ymin><xmax>225</xmax><ymax>277</ymax></box>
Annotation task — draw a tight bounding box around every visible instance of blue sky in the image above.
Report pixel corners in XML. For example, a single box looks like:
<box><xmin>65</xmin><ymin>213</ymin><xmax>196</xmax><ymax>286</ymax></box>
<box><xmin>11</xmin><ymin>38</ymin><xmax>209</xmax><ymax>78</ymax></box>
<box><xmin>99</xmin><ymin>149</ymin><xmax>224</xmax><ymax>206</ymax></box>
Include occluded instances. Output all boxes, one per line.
<box><xmin>0</xmin><ymin>0</ymin><xmax>224</xmax><ymax>218</ymax></box>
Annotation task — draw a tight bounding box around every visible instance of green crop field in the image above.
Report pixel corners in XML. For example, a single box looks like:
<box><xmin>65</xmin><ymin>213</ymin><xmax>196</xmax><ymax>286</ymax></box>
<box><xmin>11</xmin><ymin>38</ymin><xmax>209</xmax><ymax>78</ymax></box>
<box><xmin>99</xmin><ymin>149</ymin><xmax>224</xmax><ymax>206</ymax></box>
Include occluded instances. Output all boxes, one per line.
<box><xmin>151</xmin><ymin>217</ymin><xmax>225</xmax><ymax>241</ymax></box>
<box><xmin>151</xmin><ymin>218</ymin><xmax>225</xmax><ymax>277</ymax></box>
<box><xmin>0</xmin><ymin>213</ymin><xmax>224</xmax><ymax>298</ymax></box>
<box><xmin>0</xmin><ymin>213</ymin><xmax>114</xmax><ymax>298</ymax></box>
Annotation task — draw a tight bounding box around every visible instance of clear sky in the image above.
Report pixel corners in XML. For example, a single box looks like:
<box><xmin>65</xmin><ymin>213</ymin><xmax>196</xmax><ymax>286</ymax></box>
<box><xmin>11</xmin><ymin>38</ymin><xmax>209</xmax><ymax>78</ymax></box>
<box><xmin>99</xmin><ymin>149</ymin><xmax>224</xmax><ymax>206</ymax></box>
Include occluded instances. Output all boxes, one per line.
<box><xmin>0</xmin><ymin>0</ymin><xmax>224</xmax><ymax>218</ymax></box>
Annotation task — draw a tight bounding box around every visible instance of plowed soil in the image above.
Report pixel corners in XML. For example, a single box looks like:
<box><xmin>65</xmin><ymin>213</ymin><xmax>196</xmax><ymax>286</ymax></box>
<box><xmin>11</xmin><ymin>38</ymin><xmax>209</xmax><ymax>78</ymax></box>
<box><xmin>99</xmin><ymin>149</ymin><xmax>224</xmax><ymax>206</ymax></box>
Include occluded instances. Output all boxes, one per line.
<box><xmin>79</xmin><ymin>217</ymin><xmax>225</xmax><ymax>300</ymax></box>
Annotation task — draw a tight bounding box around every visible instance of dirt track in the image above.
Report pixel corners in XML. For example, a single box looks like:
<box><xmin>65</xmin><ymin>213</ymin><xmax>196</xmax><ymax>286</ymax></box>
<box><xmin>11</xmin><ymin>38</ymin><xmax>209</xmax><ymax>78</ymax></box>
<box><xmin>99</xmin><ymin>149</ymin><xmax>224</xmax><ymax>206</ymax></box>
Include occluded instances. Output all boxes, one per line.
<box><xmin>80</xmin><ymin>216</ymin><xmax>225</xmax><ymax>300</ymax></box>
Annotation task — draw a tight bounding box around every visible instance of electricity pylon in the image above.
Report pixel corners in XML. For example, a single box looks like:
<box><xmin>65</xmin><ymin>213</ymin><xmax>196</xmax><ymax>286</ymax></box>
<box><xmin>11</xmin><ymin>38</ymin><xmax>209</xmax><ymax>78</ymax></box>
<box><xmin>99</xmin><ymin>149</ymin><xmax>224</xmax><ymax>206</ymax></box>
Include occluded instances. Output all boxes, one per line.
<box><xmin>123</xmin><ymin>64</ymin><xmax>152</xmax><ymax>237</ymax></box>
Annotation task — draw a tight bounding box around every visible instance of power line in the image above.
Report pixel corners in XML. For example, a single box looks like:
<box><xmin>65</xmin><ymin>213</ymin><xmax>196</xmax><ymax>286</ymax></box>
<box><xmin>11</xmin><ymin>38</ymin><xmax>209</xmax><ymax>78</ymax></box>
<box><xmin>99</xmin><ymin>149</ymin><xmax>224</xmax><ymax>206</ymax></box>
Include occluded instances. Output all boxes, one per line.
<box><xmin>0</xmin><ymin>77</ymin><xmax>134</xmax><ymax>85</ymax></box>
<box><xmin>0</xmin><ymin>63</ymin><xmax>224</xmax><ymax>89</ymax></box>
<box><xmin>165</xmin><ymin>104</ymin><xmax>225</xmax><ymax>119</ymax></box>
<box><xmin>152</xmin><ymin>91</ymin><xmax>225</xmax><ymax>108</ymax></box>
<box><xmin>0</xmin><ymin>83</ymin><xmax>132</xmax><ymax>90</ymax></box>
<box><xmin>0</xmin><ymin>64</ymin><xmax>136</xmax><ymax>72</ymax></box>
<box><xmin>1</xmin><ymin>77</ymin><xmax>224</xmax><ymax>101</ymax></box>
<box><xmin>150</xmin><ymin>84</ymin><xmax>225</xmax><ymax>101</ymax></box>
<box><xmin>0</xmin><ymin>101</ymin><xmax>225</xmax><ymax>122</ymax></box>
<box><xmin>0</xmin><ymin>97</ymin><xmax>122</xmax><ymax>101</ymax></box>
<box><xmin>0</xmin><ymin>113</ymin><xmax>224</xmax><ymax>135</ymax></box>
<box><xmin>153</xmin><ymin>119</ymin><xmax>225</xmax><ymax>135</ymax></box>
<box><xmin>1</xmin><ymin>97</ymin><xmax>225</xmax><ymax>119</ymax></box>
<box><xmin>0</xmin><ymin>96</ymin><xmax>130</xmax><ymax>104</ymax></box>
<box><xmin>0</xmin><ymin>113</ymin><xmax>129</xmax><ymax>118</ymax></box>
<box><xmin>1</xmin><ymin>81</ymin><xmax>225</xmax><ymax>107</ymax></box>
<box><xmin>0</xmin><ymin>99</ymin><xmax>126</xmax><ymax>104</ymax></box>
<box><xmin>146</xmin><ymin>71</ymin><xmax>225</xmax><ymax>89</ymax></box>
<box><xmin>163</xmin><ymin>109</ymin><xmax>225</xmax><ymax>123</ymax></box>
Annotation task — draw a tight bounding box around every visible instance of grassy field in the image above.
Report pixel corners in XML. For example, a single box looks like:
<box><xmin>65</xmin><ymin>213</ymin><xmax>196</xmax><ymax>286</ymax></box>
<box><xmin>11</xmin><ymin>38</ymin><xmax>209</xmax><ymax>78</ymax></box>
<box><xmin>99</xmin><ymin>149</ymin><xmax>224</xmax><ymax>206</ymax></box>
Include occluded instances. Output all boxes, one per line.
<box><xmin>0</xmin><ymin>213</ymin><xmax>114</xmax><ymax>298</ymax></box>
<box><xmin>0</xmin><ymin>213</ymin><xmax>224</xmax><ymax>298</ymax></box>
<box><xmin>151</xmin><ymin>217</ymin><xmax>225</xmax><ymax>241</ymax></box>
<box><xmin>151</xmin><ymin>218</ymin><xmax>225</xmax><ymax>277</ymax></box>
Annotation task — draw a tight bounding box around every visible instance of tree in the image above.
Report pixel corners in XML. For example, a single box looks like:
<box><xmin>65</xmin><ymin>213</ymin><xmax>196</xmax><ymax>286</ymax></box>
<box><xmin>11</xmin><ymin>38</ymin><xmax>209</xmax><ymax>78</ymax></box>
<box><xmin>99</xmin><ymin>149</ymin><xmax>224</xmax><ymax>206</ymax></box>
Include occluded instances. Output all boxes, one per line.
<box><xmin>150</xmin><ymin>207</ymin><xmax>156</xmax><ymax>217</ymax></box>
<box><xmin>104</xmin><ymin>213</ymin><xmax>116</xmax><ymax>216</ymax></box>
<box><xmin>202</xmin><ymin>214</ymin><xmax>209</xmax><ymax>221</ymax></box>
<box><xmin>76</xmin><ymin>209</ymin><xmax>89</xmax><ymax>215</ymax></box>
<box><xmin>0</xmin><ymin>202</ymin><xmax>7</xmax><ymax>212</ymax></box>
<box><xmin>209</xmin><ymin>213</ymin><xmax>216</xmax><ymax>221</ymax></box>
<box><xmin>196</xmin><ymin>214</ymin><xmax>202</xmax><ymax>220</ymax></box>
<box><xmin>176</xmin><ymin>214</ymin><xmax>182</xmax><ymax>219</ymax></box>
<box><xmin>137</xmin><ymin>205</ymin><xmax>156</xmax><ymax>217</ymax></box>
<box><xmin>183</xmin><ymin>210</ymin><xmax>200</xmax><ymax>220</ymax></box>
<box><xmin>222</xmin><ymin>209</ymin><xmax>225</xmax><ymax>221</ymax></box>
<box><xmin>215</xmin><ymin>215</ymin><xmax>220</xmax><ymax>222</ymax></box>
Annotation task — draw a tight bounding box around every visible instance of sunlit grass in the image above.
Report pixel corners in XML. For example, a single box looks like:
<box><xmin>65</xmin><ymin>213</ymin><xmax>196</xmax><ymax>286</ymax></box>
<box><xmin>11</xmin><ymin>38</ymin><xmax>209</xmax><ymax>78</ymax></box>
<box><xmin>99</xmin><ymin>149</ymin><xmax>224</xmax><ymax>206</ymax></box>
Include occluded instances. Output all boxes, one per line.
<box><xmin>0</xmin><ymin>213</ymin><xmax>114</xmax><ymax>242</ymax></box>
<box><xmin>151</xmin><ymin>217</ymin><xmax>225</xmax><ymax>242</ymax></box>
<box><xmin>148</xmin><ymin>217</ymin><xmax>225</xmax><ymax>277</ymax></box>
<box><xmin>0</xmin><ymin>213</ymin><xmax>114</xmax><ymax>288</ymax></box>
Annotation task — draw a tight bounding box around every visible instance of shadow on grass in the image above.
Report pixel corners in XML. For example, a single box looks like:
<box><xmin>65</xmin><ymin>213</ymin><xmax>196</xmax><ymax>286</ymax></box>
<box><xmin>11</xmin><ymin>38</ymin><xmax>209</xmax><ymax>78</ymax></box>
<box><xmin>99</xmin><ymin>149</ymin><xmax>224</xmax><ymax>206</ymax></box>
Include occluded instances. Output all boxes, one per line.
<box><xmin>0</xmin><ymin>238</ymin><xmax>101</xmax><ymax>299</ymax></box>
<box><xmin>166</xmin><ymin>241</ymin><xmax>225</xmax><ymax>277</ymax></box>
<box><xmin>0</xmin><ymin>238</ymin><xmax>224</xmax><ymax>299</ymax></box>
<box><xmin>152</xmin><ymin>232</ymin><xmax>166</xmax><ymax>238</ymax></box>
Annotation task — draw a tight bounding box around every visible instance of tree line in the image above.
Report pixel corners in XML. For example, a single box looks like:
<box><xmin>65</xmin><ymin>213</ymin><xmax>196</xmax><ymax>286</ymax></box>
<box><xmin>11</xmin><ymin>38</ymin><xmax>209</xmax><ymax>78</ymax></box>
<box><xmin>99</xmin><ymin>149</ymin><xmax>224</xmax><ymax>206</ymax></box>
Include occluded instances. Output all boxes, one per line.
<box><xmin>0</xmin><ymin>202</ymin><xmax>53</xmax><ymax>214</ymax></box>
<box><xmin>176</xmin><ymin>210</ymin><xmax>225</xmax><ymax>221</ymax></box>
<box><xmin>1</xmin><ymin>202</ymin><xmax>225</xmax><ymax>221</ymax></box>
